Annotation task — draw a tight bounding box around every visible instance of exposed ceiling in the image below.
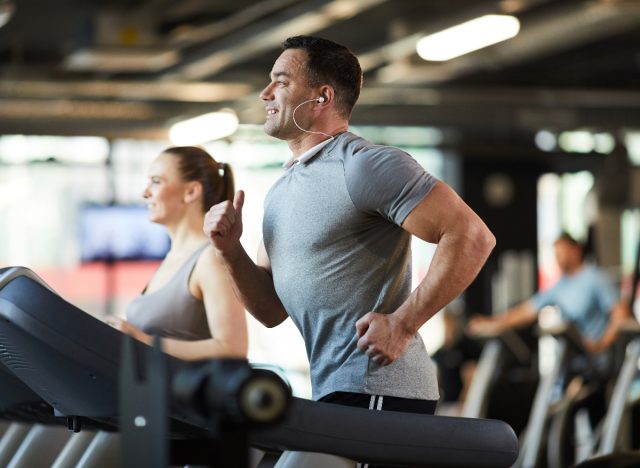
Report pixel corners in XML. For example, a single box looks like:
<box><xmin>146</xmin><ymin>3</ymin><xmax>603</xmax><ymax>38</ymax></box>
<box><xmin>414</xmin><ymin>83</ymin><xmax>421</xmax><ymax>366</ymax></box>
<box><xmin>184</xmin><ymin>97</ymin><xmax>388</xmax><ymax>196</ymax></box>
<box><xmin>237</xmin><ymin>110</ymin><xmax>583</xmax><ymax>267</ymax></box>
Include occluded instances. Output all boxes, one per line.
<box><xmin>1</xmin><ymin>0</ymin><xmax>639</xmax><ymax>155</ymax></box>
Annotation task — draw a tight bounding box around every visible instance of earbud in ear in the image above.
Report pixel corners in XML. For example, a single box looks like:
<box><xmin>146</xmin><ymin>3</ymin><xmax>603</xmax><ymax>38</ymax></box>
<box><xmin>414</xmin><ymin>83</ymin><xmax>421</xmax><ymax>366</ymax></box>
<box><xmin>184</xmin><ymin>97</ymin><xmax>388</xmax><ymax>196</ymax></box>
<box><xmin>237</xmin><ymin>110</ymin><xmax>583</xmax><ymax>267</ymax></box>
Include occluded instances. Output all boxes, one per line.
<box><xmin>317</xmin><ymin>96</ymin><xmax>325</xmax><ymax>103</ymax></box>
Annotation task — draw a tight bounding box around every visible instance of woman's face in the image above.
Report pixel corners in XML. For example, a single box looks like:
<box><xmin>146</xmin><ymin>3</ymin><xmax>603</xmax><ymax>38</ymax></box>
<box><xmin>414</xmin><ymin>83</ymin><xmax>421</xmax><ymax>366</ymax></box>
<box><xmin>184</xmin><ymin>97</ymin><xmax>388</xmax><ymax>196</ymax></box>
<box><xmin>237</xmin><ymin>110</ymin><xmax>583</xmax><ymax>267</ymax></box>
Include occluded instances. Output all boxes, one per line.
<box><xmin>142</xmin><ymin>153</ymin><xmax>187</xmax><ymax>225</ymax></box>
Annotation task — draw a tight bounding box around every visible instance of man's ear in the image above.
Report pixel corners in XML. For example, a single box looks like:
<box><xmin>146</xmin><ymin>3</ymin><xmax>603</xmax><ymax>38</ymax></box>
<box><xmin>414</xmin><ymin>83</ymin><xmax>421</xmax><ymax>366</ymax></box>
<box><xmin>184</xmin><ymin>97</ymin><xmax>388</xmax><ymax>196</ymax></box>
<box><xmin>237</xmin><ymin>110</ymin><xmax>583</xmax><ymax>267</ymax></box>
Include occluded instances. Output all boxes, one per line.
<box><xmin>184</xmin><ymin>181</ymin><xmax>202</xmax><ymax>204</ymax></box>
<box><xmin>317</xmin><ymin>85</ymin><xmax>334</xmax><ymax>104</ymax></box>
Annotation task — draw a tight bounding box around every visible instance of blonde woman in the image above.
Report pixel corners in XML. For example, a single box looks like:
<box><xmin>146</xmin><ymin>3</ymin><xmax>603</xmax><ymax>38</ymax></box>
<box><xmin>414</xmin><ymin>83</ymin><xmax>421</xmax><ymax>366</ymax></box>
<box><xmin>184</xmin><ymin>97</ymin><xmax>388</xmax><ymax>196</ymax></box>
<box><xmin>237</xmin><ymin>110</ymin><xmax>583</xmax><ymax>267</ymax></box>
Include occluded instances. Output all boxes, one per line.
<box><xmin>110</xmin><ymin>146</ymin><xmax>247</xmax><ymax>361</ymax></box>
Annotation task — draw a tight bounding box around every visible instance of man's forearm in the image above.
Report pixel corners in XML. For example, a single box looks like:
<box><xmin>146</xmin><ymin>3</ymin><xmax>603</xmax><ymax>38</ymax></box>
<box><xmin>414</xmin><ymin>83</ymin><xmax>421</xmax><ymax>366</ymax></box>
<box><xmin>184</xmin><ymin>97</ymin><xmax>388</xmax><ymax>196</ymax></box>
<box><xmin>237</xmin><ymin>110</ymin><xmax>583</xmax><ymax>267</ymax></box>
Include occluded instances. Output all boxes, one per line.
<box><xmin>217</xmin><ymin>246</ymin><xmax>288</xmax><ymax>328</ymax></box>
<box><xmin>396</xmin><ymin>220</ymin><xmax>495</xmax><ymax>333</ymax></box>
<box><xmin>591</xmin><ymin>300</ymin><xmax>632</xmax><ymax>352</ymax></box>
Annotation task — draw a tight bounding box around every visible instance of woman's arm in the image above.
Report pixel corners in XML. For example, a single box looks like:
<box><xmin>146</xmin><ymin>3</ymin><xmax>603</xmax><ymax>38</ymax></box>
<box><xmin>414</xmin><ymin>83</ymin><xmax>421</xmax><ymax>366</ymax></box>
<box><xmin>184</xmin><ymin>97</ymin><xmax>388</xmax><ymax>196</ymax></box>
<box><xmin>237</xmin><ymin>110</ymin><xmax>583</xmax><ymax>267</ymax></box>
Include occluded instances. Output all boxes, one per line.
<box><xmin>112</xmin><ymin>247</ymin><xmax>249</xmax><ymax>361</ymax></box>
<box><xmin>170</xmin><ymin>246</ymin><xmax>248</xmax><ymax>360</ymax></box>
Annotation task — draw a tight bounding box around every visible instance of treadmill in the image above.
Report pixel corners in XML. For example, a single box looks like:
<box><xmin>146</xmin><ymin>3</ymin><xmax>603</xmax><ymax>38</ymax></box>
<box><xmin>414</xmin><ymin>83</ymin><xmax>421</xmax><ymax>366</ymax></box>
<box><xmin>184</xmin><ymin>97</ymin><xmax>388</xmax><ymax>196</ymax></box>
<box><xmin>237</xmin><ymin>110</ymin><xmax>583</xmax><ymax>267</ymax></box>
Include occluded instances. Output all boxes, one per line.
<box><xmin>0</xmin><ymin>266</ymin><xmax>519</xmax><ymax>467</ymax></box>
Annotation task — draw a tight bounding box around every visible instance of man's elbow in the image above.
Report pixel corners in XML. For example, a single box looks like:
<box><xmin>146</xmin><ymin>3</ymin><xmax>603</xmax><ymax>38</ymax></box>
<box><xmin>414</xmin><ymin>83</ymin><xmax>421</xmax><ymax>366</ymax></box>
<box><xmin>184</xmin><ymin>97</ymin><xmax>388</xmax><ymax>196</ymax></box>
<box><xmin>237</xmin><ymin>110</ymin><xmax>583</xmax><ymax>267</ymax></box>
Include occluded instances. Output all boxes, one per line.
<box><xmin>254</xmin><ymin>308</ymin><xmax>288</xmax><ymax>328</ymax></box>
<box><xmin>260</xmin><ymin>318</ymin><xmax>283</xmax><ymax>328</ymax></box>
<box><xmin>482</xmin><ymin>227</ymin><xmax>496</xmax><ymax>255</ymax></box>
<box><xmin>470</xmin><ymin>220</ymin><xmax>496</xmax><ymax>260</ymax></box>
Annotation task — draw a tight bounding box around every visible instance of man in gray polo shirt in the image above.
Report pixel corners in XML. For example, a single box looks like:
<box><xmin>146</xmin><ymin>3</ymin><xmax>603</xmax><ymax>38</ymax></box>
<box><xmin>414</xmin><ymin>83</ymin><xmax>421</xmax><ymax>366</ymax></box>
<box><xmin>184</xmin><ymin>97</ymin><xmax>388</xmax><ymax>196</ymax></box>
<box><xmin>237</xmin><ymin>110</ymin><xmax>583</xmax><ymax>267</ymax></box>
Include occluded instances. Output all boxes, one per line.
<box><xmin>204</xmin><ymin>36</ymin><xmax>495</xmax><ymax>417</ymax></box>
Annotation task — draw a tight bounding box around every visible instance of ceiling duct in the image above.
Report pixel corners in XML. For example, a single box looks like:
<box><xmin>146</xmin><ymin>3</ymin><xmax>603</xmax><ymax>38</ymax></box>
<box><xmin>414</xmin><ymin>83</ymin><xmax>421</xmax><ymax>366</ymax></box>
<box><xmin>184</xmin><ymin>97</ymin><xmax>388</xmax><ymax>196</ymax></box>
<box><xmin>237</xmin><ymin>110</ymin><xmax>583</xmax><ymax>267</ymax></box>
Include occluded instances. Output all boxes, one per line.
<box><xmin>63</xmin><ymin>10</ymin><xmax>178</xmax><ymax>72</ymax></box>
<box><xmin>163</xmin><ymin>0</ymin><xmax>389</xmax><ymax>81</ymax></box>
<box><xmin>0</xmin><ymin>80</ymin><xmax>252</xmax><ymax>103</ymax></box>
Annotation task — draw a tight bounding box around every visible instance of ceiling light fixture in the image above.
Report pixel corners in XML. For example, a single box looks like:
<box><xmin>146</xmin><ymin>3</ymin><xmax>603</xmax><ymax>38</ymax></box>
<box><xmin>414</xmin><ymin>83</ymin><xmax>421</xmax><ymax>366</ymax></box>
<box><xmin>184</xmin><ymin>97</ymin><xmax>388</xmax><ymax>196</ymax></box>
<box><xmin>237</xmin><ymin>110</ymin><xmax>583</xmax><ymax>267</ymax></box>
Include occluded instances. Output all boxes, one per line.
<box><xmin>0</xmin><ymin>0</ymin><xmax>15</xmax><ymax>29</ymax></box>
<box><xmin>168</xmin><ymin>110</ymin><xmax>239</xmax><ymax>146</ymax></box>
<box><xmin>64</xmin><ymin>48</ymin><xmax>179</xmax><ymax>72</ymax></box>
<box><xmin>416</xmin><ymin>14</ymin><xmax>520</xmax><ymax>61</ymax></box>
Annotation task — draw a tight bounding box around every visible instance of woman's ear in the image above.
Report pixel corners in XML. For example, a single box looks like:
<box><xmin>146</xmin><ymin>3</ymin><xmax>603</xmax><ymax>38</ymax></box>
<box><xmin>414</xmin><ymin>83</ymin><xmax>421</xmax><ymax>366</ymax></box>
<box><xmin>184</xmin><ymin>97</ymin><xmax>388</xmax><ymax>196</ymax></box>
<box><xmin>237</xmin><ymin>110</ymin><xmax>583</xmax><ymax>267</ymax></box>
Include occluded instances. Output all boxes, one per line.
<box><xmin>184</xmin><ymin>181</ymin><xmax>203</xmax><ymax>204</ymax></box>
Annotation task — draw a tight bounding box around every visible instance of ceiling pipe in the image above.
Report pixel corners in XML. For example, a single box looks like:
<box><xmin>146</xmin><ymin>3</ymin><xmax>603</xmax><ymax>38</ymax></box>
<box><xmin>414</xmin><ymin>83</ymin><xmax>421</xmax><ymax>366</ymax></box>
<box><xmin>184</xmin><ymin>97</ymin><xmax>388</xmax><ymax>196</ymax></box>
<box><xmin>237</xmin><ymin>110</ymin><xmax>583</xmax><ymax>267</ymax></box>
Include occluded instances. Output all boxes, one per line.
<box><xmin>162</xmin><ymin>0</ymin><xmax>389</xmax><ymax>81</ymax></box>
<box><xmin>168</xmin><ymin>0</ymin><xmax>301</xmax><ymax>47</ymax></box>
<box><xmin>0</xmin><ymin>80</ymin><xmax>252</xmax><ymax>103</ymax></box>
<box><xmin>358</xmin><ymin>86</ymin><xmax>640</xmax><ymax>109</ymax></box>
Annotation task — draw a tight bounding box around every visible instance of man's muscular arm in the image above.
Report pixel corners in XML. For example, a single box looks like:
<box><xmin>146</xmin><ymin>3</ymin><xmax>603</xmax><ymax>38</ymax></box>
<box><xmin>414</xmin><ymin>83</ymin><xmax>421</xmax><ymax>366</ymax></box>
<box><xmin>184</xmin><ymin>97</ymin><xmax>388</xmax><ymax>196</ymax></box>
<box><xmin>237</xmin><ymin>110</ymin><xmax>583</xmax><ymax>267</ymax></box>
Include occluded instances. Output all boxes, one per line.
<box><xmin>356</xmin><ymin>182</ymin><xmax>495</xmax><ymax>365</ymax></box>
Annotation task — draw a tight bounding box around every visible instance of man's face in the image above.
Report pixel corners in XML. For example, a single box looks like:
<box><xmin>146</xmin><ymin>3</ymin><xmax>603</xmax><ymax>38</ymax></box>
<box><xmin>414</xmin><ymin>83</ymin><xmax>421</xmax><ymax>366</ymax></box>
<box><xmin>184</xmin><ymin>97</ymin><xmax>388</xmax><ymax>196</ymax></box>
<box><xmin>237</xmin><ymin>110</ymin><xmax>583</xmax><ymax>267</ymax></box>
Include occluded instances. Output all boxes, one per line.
<box><xmin>259</xmin><ymin>49</ymin><xmax>313</xmax><ymax>140</ymax></box>
<box><xmin>554</xmin><ymin>240</ymin><xmax>582</xmax><ymax>273</ymax></box>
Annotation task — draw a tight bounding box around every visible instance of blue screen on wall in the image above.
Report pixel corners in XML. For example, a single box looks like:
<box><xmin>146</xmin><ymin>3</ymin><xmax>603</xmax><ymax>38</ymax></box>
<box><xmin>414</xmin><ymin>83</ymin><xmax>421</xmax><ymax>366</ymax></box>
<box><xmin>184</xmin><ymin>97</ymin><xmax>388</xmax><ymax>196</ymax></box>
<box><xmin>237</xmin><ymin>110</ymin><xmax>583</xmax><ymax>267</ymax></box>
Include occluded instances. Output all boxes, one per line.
<box><xmin>78</xmin><ymin>204</ymin><xmax>170</xmax><ymax>261</ymax></box>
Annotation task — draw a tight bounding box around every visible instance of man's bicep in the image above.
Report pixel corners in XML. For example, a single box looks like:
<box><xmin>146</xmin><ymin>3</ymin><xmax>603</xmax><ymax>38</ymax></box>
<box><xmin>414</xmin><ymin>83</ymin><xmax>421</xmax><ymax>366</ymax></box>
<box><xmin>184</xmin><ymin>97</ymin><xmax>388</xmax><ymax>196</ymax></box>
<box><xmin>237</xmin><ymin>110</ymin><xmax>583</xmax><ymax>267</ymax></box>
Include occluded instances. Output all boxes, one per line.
<box><xmin>401</xmin><ymin>181</ymin><xmax>470</xmax><ymax>244</ymax></box>
<box><xmin>345</xmin><ymin>147</ymin><xmax>437</xmax><ymax>224</ymax></box>
<box><xmin>531</xmin><ymin>283</ymin><xmax>559</xmax><ymax>310</ymax></box>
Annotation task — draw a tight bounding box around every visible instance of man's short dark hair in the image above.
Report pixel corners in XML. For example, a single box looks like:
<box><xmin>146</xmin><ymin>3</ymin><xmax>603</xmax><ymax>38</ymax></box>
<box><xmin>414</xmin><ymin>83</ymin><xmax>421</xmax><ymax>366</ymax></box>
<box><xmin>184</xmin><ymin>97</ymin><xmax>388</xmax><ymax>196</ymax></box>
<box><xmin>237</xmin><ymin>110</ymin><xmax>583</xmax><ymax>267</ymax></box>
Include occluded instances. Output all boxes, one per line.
<box><xmin>555</xmin><ymin>232</ymin><xmax>585</xmax><ymax>259</ymax></box>
<box><xmin>283</xmin><ymin>35</ymin><xmax>362</xmax><ymax>119</ymax></box>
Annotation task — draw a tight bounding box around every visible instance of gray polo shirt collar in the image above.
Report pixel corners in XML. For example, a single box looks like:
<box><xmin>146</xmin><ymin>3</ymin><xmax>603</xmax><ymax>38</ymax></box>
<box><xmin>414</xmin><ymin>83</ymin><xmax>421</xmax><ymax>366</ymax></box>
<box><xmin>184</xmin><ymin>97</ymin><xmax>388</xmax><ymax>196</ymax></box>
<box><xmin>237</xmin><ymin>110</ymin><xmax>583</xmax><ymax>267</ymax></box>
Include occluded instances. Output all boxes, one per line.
<box><xmin>283</xmin><ymin>137</ymin><xmax>334</xmax><ymax>169</ymax></box>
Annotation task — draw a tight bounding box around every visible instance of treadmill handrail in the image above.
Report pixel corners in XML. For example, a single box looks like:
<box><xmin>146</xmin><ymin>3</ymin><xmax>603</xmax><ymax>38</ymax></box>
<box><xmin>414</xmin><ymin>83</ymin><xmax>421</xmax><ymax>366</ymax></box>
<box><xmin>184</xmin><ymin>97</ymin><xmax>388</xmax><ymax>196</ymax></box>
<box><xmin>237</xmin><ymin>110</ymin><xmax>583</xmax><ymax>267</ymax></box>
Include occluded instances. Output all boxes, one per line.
<box><xmin>0</xmin><ymin>267</ymin><xmax>56</xmax><ymax>293</ymax></box>
<box><xmin>461</xmin><ymin>339</ymin><xmax>504</xmax><ymax>418</ymax></box>
<box><xmin>597</xmin><ymin>338</ymin><xmax>640</xmax><ymax>455</ymax></box>
<box><xmin>252</xmin><ymin>397</ymin><xmax>519</xmax><ymax>467</ymax></box>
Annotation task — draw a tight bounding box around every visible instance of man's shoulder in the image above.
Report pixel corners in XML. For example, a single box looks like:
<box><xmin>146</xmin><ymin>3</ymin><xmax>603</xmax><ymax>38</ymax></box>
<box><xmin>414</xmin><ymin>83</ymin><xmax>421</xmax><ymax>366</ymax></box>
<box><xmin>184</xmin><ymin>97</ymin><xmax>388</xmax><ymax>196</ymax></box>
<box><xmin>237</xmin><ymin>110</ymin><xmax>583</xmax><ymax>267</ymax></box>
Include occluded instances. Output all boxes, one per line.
<box><xmin>581</xmin><ymin>264</ymin><xmax>607</xmax><ymax>279</ymax></box>
<box><xmin>586</xmin><ymin>264</ymin><xmax>614</xmax><ymax>284</ymax></box>
<box><xmin>569</xmin><ymin>264</ymin><xmax>613</xmax><ymax>290</ymax></box>
<box><xmin>336</xmin><ymin>133</ymin><xmax>410</xmax><ymax>173</ymax></box>
<box><xmin>332</xmin><ymin>131</ymin><xmax>398</xmax><ymax>155</ymax></box>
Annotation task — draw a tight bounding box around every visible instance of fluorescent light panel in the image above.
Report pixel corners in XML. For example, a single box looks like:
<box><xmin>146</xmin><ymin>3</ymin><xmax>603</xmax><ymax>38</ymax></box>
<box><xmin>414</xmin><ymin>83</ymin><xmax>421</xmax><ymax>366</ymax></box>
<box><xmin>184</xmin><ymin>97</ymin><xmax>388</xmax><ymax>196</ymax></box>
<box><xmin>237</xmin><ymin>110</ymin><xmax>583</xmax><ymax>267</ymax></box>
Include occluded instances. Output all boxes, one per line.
<box><xmin>416</xmin><ymin>14</ymin><xmax>520</xmax><ymax>61</ymax></box>
<box><xmin>0</xmin><ymin>135</ymin><xmax>109</xmax><ymax>164</ymax></box>
<box><xmin>64</xmin><ymin>48</ymin><xmax>179</xmax><ymax>72</ymax></box>
<box><xmin>169</xmin><ymin>111</ymin><xmax>239</xmax><ymax>145</ymax></box>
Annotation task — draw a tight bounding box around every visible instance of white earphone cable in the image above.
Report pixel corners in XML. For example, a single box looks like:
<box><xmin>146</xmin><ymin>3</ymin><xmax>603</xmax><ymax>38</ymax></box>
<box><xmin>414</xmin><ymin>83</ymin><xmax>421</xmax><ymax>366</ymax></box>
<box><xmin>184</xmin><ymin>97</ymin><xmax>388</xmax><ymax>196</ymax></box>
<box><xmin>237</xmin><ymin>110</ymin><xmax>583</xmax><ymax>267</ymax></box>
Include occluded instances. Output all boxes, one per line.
<box><xmin>292</xmin><ymin>98</ymin><xmax>334</xmax><ymax>140</ymax></box>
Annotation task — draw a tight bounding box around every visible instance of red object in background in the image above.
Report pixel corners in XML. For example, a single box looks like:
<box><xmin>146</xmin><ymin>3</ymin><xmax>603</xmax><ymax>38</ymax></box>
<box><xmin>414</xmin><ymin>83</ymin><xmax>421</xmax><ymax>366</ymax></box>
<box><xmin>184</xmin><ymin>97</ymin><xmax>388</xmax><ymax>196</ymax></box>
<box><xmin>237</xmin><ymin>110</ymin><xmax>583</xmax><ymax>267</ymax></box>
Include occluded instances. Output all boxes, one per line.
<box><xmin>37</xmin><ymin>261</ymin><xmax>160</xmax><ymax>302</ymax></box>
<box><xmin>538</xmin><ymin>263</ymin><xmax>561</xmax><ymax>292</ymax></box>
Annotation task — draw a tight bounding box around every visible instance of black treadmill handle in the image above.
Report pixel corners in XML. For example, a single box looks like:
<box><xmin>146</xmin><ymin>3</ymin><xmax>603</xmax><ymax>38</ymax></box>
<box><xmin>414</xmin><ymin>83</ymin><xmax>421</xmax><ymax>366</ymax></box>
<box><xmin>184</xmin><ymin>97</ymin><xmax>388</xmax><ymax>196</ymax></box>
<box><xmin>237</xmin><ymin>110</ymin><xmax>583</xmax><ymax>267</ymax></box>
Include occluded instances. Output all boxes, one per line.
<box><xmin>251</xmin><ymin>397</ymin><xmax>519</xmax><ymax>468</ymax></box>
<box><xmin>0</xmin><ymin>266</ymin><xmax>56</xmax><ymax>293</ymax></box>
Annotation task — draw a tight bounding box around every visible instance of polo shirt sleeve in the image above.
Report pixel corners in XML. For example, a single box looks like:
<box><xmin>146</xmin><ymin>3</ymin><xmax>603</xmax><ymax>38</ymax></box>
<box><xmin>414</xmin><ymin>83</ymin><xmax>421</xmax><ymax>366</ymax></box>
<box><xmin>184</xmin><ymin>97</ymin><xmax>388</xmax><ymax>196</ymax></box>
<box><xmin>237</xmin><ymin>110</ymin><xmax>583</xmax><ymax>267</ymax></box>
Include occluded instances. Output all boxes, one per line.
<box><xmin>531</xmin><ymin>282</ymin><xmax>560</xmax><ymax>311</ymax></box>
<box><xmin>344</xmin><ymin>144</ymin><xmax>439</xmax><ymax>226</ymax></box>
<box><xmin>593</xmin><ymin>269</ymin><xmax>618</xmax><ymax>313</ymax></box>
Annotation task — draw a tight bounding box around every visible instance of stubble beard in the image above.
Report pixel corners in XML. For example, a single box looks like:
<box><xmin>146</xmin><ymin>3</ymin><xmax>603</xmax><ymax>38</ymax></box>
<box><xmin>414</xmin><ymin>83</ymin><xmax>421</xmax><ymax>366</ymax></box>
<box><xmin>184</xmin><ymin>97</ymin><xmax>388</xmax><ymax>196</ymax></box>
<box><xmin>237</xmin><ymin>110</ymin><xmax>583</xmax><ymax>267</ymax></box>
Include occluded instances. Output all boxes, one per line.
<box><xmin>263</xmin><ymin>119</ymin><xmax>279</xmax><ymax>138</ymax></box>
<box><xmin>264</xmin><ymin>113</ymin><xmax>297</xmax><ymax>141</ymax></box>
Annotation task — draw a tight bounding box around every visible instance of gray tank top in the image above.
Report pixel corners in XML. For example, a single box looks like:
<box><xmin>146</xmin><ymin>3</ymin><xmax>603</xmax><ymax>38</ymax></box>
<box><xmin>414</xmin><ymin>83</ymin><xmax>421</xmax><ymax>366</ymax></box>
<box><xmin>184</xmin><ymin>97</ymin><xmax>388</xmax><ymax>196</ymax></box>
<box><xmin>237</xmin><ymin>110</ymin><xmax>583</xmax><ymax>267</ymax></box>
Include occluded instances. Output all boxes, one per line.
<box><xmin>126</xmin><ymin>244</ymin><xmax>211</xmax><ymax>340</ymax></box>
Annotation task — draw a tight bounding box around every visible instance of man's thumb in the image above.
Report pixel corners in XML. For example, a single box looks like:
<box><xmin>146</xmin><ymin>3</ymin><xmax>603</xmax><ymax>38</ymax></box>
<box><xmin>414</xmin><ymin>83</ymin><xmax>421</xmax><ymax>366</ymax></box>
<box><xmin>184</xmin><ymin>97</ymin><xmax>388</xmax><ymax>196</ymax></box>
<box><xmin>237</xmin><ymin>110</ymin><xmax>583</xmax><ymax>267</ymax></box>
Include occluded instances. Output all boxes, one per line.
<box><xmin>233</xmin><ymin>190</ymin><xmax>245</xmax><ymax>215</ymax></box>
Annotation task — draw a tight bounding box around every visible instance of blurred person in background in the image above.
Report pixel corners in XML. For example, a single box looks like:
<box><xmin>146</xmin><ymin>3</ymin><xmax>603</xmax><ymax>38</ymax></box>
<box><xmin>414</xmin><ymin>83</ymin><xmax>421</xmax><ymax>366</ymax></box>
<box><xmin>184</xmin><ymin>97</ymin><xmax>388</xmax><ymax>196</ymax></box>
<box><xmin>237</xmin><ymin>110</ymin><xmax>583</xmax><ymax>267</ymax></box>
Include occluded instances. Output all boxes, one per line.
<box><xmin>467</xmin><ymin>232</ymin><xmax>631</xmax><ymax>354</ymax></box>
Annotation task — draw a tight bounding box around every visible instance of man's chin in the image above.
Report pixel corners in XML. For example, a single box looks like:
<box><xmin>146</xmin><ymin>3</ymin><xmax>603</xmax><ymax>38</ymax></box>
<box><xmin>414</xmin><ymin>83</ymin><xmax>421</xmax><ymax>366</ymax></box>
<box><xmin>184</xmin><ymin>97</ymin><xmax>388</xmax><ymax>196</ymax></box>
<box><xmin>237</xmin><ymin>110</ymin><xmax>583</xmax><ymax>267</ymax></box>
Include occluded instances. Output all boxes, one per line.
<box><xmin>264</xmin><ymin>124</ymin><xmax>284</xmax><ymax>140</ymax></box>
